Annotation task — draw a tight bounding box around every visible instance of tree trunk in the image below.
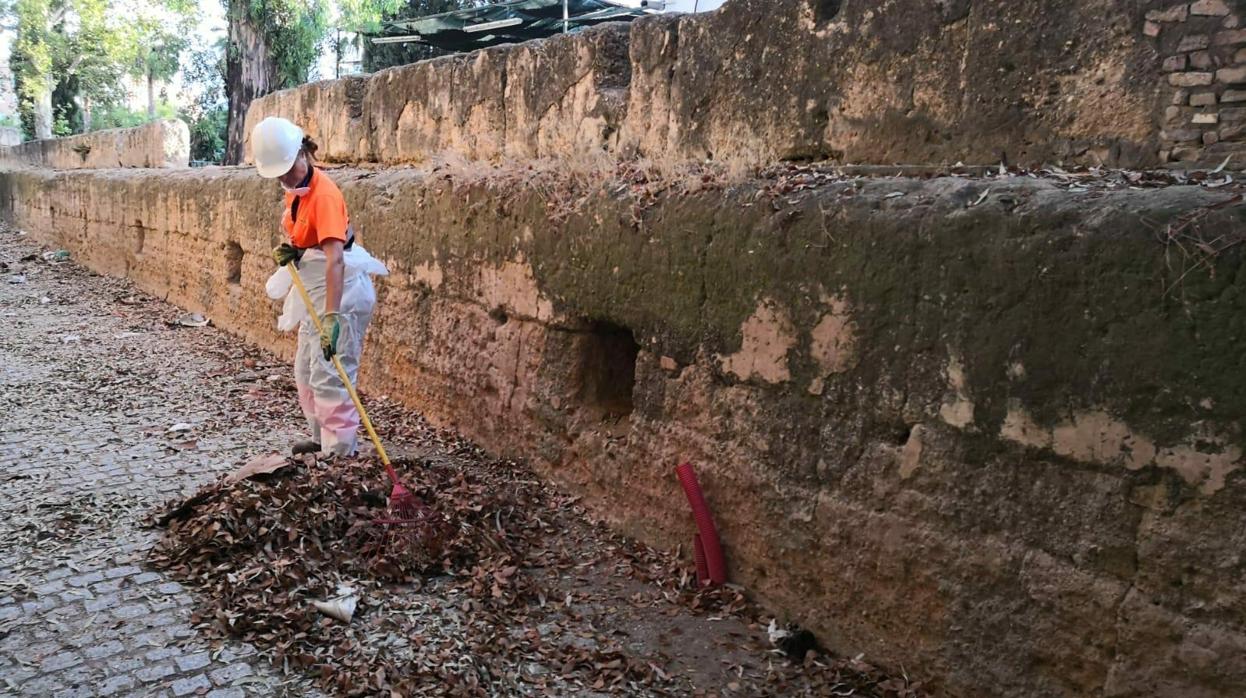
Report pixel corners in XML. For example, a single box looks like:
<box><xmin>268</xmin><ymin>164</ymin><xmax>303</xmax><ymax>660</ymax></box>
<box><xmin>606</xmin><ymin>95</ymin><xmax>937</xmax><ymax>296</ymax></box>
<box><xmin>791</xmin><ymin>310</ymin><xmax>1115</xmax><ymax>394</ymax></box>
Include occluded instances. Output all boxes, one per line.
<box><xmin>147</xmin><ymin>70</ymin><xmax>156</xmax><ymax>119</ymax></box>
<box><xmin>33</xmin><ymin>87</ymin><xmax>52</xmax><ymax>139</ymax></box>
<box><xmin>224</xmin><ymin>1</ymin><xmax>278</xmax><ymax>165</ymax></box>
<box><xmin>82</xmin><ymin>96</ymin><xmax>92</xmax><ymax>132</ymax></box>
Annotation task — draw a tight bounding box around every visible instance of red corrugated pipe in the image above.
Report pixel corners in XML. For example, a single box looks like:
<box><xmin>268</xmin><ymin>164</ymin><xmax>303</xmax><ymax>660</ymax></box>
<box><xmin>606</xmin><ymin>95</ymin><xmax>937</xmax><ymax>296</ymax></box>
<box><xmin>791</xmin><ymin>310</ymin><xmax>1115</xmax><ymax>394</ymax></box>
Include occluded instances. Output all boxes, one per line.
<box><xmin>677</xmin><ymin>462</ymin><xmax>726</xmax><ymax>586</ymax></box>
<box><xmin>693</xmin><ymin>533</ymin><xmax>709</xmax><ymax>586</ymax></box>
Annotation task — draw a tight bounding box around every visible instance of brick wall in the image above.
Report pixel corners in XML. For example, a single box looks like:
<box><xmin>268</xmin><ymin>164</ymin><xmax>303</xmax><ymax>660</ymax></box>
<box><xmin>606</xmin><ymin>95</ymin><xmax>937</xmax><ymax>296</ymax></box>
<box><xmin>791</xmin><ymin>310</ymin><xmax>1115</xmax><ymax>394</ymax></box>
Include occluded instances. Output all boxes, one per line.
<box><xmin>1151</xmin><ymin>1</ymin><xmax>1246</xmax><ymax>162</ymax></box>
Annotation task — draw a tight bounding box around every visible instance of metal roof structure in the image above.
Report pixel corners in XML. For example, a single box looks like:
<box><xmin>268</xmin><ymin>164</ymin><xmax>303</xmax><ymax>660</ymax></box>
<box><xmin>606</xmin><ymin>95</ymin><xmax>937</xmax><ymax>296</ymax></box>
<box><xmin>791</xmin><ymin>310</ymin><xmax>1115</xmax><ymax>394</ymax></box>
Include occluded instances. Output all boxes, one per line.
<box><xmin>372</xmin><ymin>0</ymin><xmax>666</xmax><ymax>53</ymax></box>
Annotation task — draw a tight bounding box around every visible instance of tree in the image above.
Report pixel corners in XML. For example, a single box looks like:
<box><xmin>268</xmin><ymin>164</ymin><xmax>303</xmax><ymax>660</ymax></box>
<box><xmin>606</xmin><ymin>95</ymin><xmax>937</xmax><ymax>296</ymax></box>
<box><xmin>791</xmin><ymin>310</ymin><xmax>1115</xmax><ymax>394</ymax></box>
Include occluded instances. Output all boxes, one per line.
<box><xmin>125</xmin><ymin>18</ymin><xmax>189</xmax><ymax>119</ymax></box>
<box><xmin>12</xmin><ymin>0</ymin><xmax>55</xmax><ymax>138</ymax></box>
<box><xmin>13</xmin><ymin>0</ymin><xmax>128</xmax><ymax>138</ymax></box>
<box><xmin>115</xmin><ymin>0</ymin><xmax>196</xmax><ymax>120</ymax></box>
<box><xmin>56</xmin><ymin>0</ymin><xmax>128</xmax><ymax>132</ymax></box>
<box><xmin>9</xmin><ymin>0</ymin><xmax>185</xmax><ymax>139</ymax></box>
<box><xmin>223</xmin><ymin>0</ymin><xmax>329</xmax><ymax>165</ymax></box>
<box><xmin>181</xmin><ymin>41</ymin><xmax>227</xmax><ymax>162</ymax></box>
<box><xmin>7</xmin><ymin>0</ymin><xmax>200</xmax><ymax>140</ymax></box>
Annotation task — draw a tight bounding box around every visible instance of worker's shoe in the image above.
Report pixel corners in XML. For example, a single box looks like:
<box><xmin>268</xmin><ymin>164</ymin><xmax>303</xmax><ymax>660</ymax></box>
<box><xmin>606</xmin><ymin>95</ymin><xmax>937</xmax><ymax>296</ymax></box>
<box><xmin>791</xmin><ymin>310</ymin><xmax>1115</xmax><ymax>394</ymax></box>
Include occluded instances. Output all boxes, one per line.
<box><xmin>291</xmin><ymin>440</ymin><xmax>321</xmax><ymax>456</ymax></box>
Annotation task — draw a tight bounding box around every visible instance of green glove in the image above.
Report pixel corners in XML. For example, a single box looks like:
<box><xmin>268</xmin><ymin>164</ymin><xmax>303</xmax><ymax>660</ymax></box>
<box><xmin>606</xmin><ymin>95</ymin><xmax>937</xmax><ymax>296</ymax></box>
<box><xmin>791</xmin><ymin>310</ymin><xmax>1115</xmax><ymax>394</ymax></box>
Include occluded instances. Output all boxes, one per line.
<box><xmin>320</xmin><ymin>312</ymin><xmax>341</xmax><ymax>361</ymax></box>
<box><xmin>272</xmin><ymin>243</ymin><xmax>300</xmax><ymax>267</ymax></box>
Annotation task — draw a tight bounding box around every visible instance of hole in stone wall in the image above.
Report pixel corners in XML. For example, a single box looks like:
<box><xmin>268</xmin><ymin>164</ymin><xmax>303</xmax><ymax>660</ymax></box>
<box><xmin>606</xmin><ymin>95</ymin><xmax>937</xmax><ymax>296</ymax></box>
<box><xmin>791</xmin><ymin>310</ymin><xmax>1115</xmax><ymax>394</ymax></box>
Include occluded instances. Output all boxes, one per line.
<box><xmin>576</xmin><ymin>321</ymin><xmax>639</xmax><ymax>418</ymax></box>
<box><xmin>813</xmin><ymin>0</ymin><xmax>842</xmax><ymax>23</ymax></box>
<box><xmin>489</xmin><ymin>306</ymin><xmax>509</xmax><ymax>325</ymax></box>
<box><xmin>888</xmin><ymin>423</ymin><xmax>916</xmax><ymax>446</ymax></box>
<box><xmin>225</xmin><ymin>242</ymin><xmax>243</xmax><ymax>285</ymax></box>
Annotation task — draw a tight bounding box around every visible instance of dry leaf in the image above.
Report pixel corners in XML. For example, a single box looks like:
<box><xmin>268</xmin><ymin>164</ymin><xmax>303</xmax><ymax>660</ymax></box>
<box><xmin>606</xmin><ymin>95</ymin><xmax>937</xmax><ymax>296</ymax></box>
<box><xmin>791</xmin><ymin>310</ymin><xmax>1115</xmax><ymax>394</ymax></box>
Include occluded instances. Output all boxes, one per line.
<box><xmin>226</xmin><ymin>453</ymin><xmax>290</xmax><ymax>484</ymax></box>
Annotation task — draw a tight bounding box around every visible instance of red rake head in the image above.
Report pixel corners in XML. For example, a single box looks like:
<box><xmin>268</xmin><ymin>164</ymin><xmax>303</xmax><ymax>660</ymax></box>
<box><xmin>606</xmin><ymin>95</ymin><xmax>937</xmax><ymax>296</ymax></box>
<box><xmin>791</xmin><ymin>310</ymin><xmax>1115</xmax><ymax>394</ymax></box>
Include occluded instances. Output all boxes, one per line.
<box><xmin>386</xmin><ymin>481</ymin><xmax>425</xmax><ymax>522</ymax></box>
<box><xmin>371</xmin><ymin>482</ymin><xmax>445</xmax><ymax>556</ymax></box>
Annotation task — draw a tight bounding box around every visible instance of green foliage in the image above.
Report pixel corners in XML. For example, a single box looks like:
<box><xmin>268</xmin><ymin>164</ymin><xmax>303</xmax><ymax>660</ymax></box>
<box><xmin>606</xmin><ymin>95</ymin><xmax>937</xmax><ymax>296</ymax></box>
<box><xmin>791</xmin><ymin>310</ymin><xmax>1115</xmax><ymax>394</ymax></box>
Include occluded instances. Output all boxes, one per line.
<box><xmin>338</xmin><ymin>0</ymin><xmax>405</xmax><ymax>33</ymax></box>
<box><xmin>12</xmin><ymin>0</ymin><xmax>52</xmax><ymax>97</ymax></box>
<box><xmin>51</xmin><ymin>72</ymin><xmax>82</xmax><ymax>132</ymax></box>
<box><xmin>184</xmin><ymin>104</ymin><xmax>227</xmax><ymax>162</ymax></box>
<box><xmin>124</xmin><ymin>19</ymin><xmax>190</xmax><ymax>85</ymax></box>
<box><xmin>62</xmin><ymin>0</ymin><xmax>129</xmax><ymax>106</ymax></box>
<box><xmin>184</xmin><ymin>43</ymin><xmax>226</xmax><ymax>110</ymax></box>
<box><xmin>52</xmin><ymin>108</ymin><xmax>71</xmax><ymax>136</ymax></box>
<box><xmin>181</xmin><ymin>42</ymin><xmax>227</xmax><ymax>163</ymax></box>
<box><xmin>240</xmin><ymin>0</ymin><xmax>330</xmax><ymax>87</ymax></box>
<box><xmin>92</xmin><ymin>100</ymin><xmax>178</xmax><ymax>130</ymax></box>
<box><xmin>9</xmin><ymin>0</ymin><xmax>197</xmax><ymax>137</ymax></box>
<box><xmin>12</xmin><ymin>0</ymin><xmax>54</xmax><ymax>136</ymax></box>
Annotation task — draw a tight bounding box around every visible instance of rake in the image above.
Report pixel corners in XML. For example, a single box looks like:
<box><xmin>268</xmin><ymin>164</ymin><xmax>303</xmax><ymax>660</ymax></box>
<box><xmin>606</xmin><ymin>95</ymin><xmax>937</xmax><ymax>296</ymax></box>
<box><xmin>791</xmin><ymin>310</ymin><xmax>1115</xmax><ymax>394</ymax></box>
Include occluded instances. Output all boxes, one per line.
<box><xmin>284</xmin><ymin>261</ymin><xmax>425</xmax><ymax>526</ymax></box>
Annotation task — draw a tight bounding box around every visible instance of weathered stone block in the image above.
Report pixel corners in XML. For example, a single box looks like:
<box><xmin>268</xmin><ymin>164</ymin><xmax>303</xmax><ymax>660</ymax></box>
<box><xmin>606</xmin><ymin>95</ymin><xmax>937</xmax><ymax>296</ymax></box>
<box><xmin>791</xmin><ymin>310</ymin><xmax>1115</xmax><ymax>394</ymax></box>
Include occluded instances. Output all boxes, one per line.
<box><xmin>1218</xmin><ymin>65</ymin><xmax>1246</xmax><ymax>83</ymax></box>
<box><xmin>1180</xmin><ymin>34</ymin><xmax>1212</xmax><ymax>52</ymax></box>
<box><xmin>1171</xmin><ymin>71</ymin><xmax>1216</xmax><ymax>86</ymax></box>
<box><xmin>1192</xmin><ymin>0</ymin><xmax>1231</xmax><ymax>16</ymax></box>
<box><xmin>1191</xmin><ymin>50</ymin><xmax>1215</xmax><ymax>69</ymax></box>
<box><xmin>0</xmin><ymin>120</ymin><xmax>188</xmax><ymax>169</ymax></box>
<box><xmin>1164</xmin><ymin>54</ymin><xmax>1189</xmax><ymax>72</ymax></box>
<box><xmin>1163</xmin><ymin>128</ymin><xmax>1205</xmax><ymax>141</ymax></box>
<box><xmin>1148</xmin><ymin>5</ymin><xmax>1190</xmax><ymax>22</ymax></box>
<box><xmin>1194</xmin><ymin>112</ymin><xmax>1220</xmax><ymax>123</ymax></box>
<box><xmin>1191</xmin><ymin>91</ymin><xmax>1219</xmax><ymax>106</ymax></box>
<box><xmin>1172</xmin><ymin>145</ymin><xmax>1204</xmax><ymax>160</ymax></box>
<box><xmin>1214</xmin><ymin>28</ymin><xmax>1246</xmax><ymax>45</ymax></box>
<box><xmin>1220</xmin><ymin>106</ymin><xmax>1246</xmax><ymax>121</ymax></box>
<box><xmin>242</xmin><ymin>76</ymin><xmax>370</xmax><ymax>165</ymax></box>
<box><xmin>1223</xmin><ymin>89</ymin><xmax>1246</xmax><ymax>101</ymax></box>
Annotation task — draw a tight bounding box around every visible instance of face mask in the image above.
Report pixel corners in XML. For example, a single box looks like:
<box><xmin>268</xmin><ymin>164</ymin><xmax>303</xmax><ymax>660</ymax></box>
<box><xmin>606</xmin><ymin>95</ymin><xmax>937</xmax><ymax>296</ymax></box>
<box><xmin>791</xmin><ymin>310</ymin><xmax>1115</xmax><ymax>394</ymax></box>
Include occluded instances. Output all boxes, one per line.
<box><xmin>282</xmin><ymin>183</ymin><xmax>311</xmax><ymax>197</ymax></box>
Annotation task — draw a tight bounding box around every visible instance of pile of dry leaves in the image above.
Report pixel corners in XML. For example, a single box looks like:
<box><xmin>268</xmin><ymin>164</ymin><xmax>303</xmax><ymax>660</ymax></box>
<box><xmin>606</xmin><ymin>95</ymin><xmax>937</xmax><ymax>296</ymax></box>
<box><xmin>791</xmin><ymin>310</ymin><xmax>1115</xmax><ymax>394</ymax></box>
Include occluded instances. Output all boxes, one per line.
<box><xmin>150</xmin><ymin>455</ymin><xmax>558</xmax><ymax>696</ymax></box>
<box><xmin>148</xmin><ymin>433</ymin><xmax>927</xmax><ymax>697</ymax></box>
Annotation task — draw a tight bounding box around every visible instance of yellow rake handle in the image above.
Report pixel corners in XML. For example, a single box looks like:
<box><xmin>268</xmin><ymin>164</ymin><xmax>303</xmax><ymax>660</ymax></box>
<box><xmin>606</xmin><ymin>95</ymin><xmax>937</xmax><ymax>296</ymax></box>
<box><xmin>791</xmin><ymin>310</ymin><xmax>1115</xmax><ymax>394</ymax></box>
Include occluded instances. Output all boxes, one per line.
<box><xmin>285</xmin><ymin>261</ymin><xmax>392</xmax><ymax>469</ymax></box>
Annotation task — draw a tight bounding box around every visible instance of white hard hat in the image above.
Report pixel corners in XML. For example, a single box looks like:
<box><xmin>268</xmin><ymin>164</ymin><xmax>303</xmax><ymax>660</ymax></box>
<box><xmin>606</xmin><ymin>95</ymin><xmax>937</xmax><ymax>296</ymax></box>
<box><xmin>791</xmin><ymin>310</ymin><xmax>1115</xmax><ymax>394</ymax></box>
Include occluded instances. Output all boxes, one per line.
<box><xmin>252</xmin><ymin>117</ymin><xmax>303</xmax><ymax>178</ymax></box>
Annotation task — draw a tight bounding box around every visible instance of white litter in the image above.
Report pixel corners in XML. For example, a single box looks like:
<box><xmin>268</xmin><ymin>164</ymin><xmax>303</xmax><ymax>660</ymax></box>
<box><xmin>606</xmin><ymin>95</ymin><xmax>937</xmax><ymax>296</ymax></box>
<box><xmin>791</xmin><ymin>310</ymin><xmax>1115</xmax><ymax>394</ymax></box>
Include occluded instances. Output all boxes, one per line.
<box><xmin>312</xmin><ymin>584</ymin><xmax>359</xmax><ymax>624</ymax></box>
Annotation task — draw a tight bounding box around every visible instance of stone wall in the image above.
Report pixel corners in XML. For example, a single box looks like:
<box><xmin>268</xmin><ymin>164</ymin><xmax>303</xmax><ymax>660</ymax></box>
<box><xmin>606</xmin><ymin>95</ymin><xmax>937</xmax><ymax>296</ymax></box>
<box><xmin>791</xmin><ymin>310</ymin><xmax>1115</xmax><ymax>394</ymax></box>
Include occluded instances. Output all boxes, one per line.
<box><xmin>4</xmin><ymin>164</ymin><xmax>1246</xmax><ymax>697</ymax></box>
<box><xmin>1151</xmin><ymin>0</ymin><xmax>1246</xmax><ymax>162</ymax></box>
<box><xmin>0</xmin><ymin>120</ymin><xmax>189</xmax><ymax>170</ymax></box>
<box><xmin>247</xmin><ymin>0</ymin><xmax>1232</xmax><ymax>169</ymax></box>
<box><xmin>245</xmin><ymin>25</ymin><xmax>631</xmax><ymax>166</ymax></box>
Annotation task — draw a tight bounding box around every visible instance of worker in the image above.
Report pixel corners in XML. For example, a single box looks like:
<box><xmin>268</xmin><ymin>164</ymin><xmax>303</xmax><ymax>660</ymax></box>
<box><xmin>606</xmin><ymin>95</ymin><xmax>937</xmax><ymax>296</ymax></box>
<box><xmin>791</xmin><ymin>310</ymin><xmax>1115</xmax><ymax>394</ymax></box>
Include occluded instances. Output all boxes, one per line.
<box><xmin>252</xmin><ymin>116</ymin><xmax>388</xmax><ymax>457</ymax></box>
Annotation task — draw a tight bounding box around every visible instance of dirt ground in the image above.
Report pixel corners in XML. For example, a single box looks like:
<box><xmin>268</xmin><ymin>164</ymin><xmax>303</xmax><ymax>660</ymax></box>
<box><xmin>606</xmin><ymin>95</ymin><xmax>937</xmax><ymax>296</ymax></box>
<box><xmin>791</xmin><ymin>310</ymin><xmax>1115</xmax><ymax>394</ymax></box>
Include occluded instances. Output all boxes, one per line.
<box><xmin>0</xmin><ymin>229</ymin><xmax>924</xmax><ymax>697</ymax></box>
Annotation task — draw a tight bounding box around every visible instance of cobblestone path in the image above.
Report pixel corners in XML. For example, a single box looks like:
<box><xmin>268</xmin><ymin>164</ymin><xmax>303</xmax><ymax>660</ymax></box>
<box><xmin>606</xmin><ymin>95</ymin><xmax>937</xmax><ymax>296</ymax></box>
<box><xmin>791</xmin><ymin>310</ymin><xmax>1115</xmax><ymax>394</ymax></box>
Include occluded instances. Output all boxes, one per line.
<box><xmin>0</xmin><ymin>231</ymin><xmax>317</xmax><ymax>697</ymax></box>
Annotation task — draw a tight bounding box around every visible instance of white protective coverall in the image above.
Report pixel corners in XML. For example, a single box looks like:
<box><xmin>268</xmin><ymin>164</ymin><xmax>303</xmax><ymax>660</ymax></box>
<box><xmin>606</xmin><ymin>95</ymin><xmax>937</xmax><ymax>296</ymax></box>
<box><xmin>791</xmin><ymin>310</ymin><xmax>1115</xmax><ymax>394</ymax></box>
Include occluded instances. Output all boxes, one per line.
<box><xmin>265</xmin><ymin>245</ymin><xmax>389</xmax><ymax>455</ymax></box>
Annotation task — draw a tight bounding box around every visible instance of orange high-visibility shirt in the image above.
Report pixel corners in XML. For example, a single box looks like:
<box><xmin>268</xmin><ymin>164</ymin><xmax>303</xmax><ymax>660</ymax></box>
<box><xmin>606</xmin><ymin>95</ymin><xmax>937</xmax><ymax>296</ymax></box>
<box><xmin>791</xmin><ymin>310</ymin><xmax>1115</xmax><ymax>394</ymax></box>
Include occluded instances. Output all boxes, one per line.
<box><xmin>282</xmin><ymin>168</ymin><xmax>349</xmax><ymax>249</ymax></box>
